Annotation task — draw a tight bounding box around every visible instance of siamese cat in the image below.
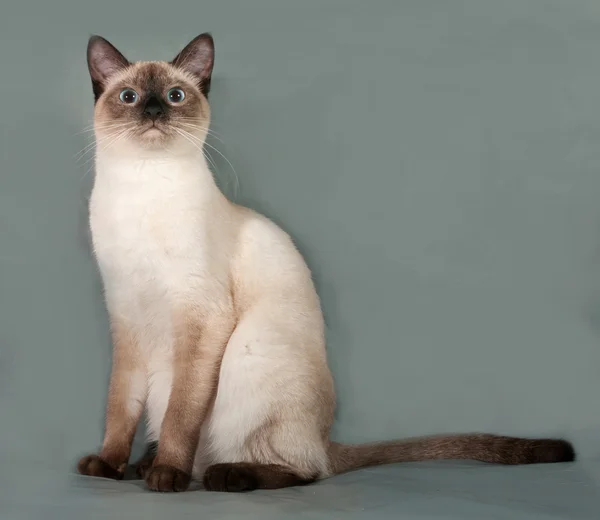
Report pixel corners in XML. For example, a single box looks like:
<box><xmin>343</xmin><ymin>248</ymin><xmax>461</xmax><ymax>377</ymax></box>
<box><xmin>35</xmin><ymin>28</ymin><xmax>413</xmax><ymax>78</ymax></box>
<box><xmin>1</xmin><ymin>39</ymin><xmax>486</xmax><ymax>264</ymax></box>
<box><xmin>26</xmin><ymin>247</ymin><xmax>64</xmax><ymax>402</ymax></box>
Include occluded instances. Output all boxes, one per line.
<box><xmin>77</xmin><ymin>33</ymin><xmax>575</xmax><ymax>493</ymax></box>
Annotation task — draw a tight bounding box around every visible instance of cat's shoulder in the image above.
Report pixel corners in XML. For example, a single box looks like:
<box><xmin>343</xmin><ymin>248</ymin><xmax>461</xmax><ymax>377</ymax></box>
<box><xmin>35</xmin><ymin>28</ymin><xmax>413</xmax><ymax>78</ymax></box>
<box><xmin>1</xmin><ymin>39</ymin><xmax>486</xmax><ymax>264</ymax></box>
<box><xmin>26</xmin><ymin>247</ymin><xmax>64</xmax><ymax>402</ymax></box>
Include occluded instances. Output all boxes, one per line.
<box><xmin>232</xmin><ymin>204</ymin><xmax>294</xmax><ymax>244</ymax></box>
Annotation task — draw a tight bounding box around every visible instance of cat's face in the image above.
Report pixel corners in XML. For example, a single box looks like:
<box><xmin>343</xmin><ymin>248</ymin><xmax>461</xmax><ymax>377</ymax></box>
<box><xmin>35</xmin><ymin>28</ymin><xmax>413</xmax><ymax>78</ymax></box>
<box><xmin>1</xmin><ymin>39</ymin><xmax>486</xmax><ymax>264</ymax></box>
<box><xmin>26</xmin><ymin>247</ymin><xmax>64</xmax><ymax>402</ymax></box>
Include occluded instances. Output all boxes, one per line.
<box><xmin>87</xmin><ymin>34</ymin><xmax>214</xmax><ymax>153</ymax></box>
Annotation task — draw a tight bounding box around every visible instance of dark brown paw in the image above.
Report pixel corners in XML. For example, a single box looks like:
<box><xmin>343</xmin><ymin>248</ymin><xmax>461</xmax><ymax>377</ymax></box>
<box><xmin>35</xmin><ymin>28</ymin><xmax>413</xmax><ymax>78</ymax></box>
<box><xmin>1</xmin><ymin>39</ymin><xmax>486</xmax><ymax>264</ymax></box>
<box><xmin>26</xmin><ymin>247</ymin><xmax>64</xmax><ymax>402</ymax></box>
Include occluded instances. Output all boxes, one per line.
<box><xmin>77</xmin><ymin>454</ymin><xmax>123</xmax><ymax>480</ymax></box>
<box><xmin>133</xmin><ymin>443</ymin><xmax>158</xmax><ymax>480</ymax></box>
<box><xmin>135</xmin><ymin>456</ymin><xmax>154</xmax><ymax>480</ymax></box>
<box><xmin>203</xmin><ymin>464</ymin><xmax>257</xmax><ymax>492</ymax></box>
<box><xmin>145</xmin><ymin>464</ymin><xmax>191</xmax><ymax>492</ymax></box>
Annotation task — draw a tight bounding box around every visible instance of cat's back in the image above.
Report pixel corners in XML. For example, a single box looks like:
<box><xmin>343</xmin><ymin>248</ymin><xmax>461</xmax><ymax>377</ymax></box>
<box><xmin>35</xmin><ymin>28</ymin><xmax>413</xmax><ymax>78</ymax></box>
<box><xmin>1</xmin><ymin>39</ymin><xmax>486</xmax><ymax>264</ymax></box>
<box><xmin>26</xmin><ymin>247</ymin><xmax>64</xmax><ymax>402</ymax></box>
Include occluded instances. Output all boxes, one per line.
<box><xmin>230</xmin><ymin>204</ymin><xmax>322</xmax><ymax>315</ymax></box>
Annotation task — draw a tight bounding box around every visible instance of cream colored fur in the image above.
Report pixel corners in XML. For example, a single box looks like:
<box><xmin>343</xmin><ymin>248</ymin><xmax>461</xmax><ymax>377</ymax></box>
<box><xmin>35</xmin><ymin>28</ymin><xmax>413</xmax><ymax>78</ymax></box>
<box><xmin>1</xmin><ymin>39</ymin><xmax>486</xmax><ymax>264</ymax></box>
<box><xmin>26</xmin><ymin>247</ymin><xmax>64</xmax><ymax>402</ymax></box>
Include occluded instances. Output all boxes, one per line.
<box><xmin>84</xmin><ymin>36</ymin><xmax>575</xmax><ymax>489</ymax></box>
<box><xmin>90</xmin><ymin>137</ymin><xmax>336</xmax><ymax>479</ymax></box>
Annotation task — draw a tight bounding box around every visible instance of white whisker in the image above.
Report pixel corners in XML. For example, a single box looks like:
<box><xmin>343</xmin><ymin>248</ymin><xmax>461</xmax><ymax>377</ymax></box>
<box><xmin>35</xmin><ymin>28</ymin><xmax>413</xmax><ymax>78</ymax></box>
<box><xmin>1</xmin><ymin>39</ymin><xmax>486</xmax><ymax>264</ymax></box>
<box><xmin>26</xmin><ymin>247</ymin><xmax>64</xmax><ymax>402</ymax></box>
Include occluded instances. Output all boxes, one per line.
<box><xmin>101</xmin><ymin>127</ymin><xmax>135</xmax><ymax>154</ymax></box>
<box><xmin>75</xmin><ymin>124</ymin><xmax>135</xmax><ymax>163</ymax></box>
<box><xmin>173</xmin><ymin>128</ymin><xmax>217</xmax><ymax>172</ymax></box>
<box><xmin>177</xmin><ymin>122</ymin><xmax>225</xmax><ymax>145</ymax></box>
<box><xmin>78</xmin><ymin>126</ymin><xmax>134</xmax><ymax>173</ymax></box>
<box><xmin>176</xmin><ymin>128</ymin><xmax>240</xmax><ymax>199</ymax></box>
<box><xmin>203</xmin><ymin>149</ymin><xmax>220</xmax><ymax>174</ymax></box>
<box><xmin>74</xmin><ymin>122</ymin><xmax>133</xmax><ymax>136</ymax></box>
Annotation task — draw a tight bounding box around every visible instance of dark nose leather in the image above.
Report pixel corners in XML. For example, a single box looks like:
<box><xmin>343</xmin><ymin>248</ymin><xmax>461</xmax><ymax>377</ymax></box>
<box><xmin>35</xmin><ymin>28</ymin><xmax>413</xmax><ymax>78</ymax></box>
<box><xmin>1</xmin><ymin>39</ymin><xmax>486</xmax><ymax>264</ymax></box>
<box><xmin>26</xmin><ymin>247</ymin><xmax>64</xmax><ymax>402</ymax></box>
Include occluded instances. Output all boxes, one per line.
<box><xmin>143</xmin><ymin>97</ymin><xmax>164</xmax><ymax>120</ymax></box>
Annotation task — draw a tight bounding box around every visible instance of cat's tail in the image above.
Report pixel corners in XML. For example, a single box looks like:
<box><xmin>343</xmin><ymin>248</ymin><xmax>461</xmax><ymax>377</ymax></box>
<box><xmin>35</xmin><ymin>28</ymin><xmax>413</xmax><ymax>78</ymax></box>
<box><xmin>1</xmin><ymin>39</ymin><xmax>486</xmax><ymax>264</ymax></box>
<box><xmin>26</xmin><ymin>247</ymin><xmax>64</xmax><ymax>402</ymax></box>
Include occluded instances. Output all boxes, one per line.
<box><xmin>326</xmin><ymin>433</ymin><xmax>575</xmax><ymax>475</ymax></box>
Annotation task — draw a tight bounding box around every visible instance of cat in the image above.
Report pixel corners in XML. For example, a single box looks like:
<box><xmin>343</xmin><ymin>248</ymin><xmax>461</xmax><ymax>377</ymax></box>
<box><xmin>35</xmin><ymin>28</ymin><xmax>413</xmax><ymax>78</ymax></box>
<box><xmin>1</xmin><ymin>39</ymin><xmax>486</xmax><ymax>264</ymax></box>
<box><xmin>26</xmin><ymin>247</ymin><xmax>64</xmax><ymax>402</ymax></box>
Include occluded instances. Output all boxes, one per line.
<box><xmin>77</xmin><ymin>33</ymin><xmax>575</xmax><ymax>493</ymax></box>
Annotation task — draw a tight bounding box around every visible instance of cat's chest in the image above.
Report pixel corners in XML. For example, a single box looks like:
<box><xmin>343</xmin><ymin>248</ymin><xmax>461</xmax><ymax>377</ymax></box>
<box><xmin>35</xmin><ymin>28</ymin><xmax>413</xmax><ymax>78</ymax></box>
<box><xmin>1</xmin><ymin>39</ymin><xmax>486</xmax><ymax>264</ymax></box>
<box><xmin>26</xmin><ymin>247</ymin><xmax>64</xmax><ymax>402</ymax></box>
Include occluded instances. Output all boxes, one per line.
<box><xmin>89</xmin><ymin>180</ymin><xmax>204</xmax><ymax>285</ymax></box>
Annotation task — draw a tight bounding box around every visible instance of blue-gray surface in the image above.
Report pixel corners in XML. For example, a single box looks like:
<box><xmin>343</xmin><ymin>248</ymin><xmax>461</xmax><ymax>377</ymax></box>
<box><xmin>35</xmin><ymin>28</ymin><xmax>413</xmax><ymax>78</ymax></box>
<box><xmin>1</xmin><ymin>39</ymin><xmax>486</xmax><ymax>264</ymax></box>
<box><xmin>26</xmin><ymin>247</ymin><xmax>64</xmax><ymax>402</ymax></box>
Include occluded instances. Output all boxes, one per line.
<box><xmin>1</xmin><ymin>0</ymin><xmax>600</xmax><ymax>518</ymax></box>
<box><xmin>2</xmin><ymin>462</ymin><xmax>599</xmax><ymax>519</ymax></box>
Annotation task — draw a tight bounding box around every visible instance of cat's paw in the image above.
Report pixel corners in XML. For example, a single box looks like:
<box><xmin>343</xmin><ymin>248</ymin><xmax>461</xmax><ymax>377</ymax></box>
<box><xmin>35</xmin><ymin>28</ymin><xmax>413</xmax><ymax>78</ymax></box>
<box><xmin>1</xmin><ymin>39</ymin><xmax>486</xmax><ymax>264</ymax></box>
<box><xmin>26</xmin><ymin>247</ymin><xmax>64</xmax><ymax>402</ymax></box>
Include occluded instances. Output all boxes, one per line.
<box><xmin>133</xmin><ymin>443</ymin><xmax>157</xmax><ymax>480</ymax></box>
<box><xmin>203</xmin><ymin>463</ymin><xmax>257</xmax><ymax>492</ymax></box>
<box><xmin>145</xmin><ymin>464</ymin><xmax>191</xmax><ymax>492</ymax></box>
<box><xmin>77</xmin><ymin>454</ymin><xmax>124</xmax><ymax>480</ymax></box>
<box><xmin>135</xmin><ymin>455</ymin><xmax>155</xmax><ymax>480</ymax></box>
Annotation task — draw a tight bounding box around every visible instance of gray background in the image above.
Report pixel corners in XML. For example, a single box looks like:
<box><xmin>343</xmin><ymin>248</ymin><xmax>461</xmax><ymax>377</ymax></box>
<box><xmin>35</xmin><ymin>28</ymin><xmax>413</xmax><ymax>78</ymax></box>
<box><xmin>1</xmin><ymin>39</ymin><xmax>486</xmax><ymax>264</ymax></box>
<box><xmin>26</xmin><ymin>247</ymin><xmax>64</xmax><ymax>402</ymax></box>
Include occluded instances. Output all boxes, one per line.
<box><xmin>1</xmin><ymin>1</ymin><xmax>600</xmax><ymax>517</ymax></box>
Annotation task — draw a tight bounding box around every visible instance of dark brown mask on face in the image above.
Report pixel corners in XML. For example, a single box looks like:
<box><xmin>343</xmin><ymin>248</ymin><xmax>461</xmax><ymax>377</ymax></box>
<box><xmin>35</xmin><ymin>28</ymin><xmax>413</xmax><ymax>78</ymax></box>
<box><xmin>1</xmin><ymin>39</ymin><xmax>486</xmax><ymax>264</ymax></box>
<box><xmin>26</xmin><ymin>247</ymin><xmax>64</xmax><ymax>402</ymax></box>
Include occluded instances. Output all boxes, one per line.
<box><xmin>87</xmin><ymin>34</ymin><xmax>214</xmax><ymax>150</ymax></box>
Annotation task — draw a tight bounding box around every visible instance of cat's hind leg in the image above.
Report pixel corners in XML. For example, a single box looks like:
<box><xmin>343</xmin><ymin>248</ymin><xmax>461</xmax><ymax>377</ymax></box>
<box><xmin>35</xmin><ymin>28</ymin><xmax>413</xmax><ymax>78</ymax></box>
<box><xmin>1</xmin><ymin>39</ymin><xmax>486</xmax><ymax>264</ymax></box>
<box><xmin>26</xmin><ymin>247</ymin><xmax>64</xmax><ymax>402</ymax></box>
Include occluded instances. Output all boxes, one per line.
<box><xmin>203</xmin><ymin>419</ymin><xmax>329</xmax><ymax>492</ymax></box>
<box><xmin>203</xmin><ymin>462</ymin><xmax>316</xmax><ymax>492</ymax></box>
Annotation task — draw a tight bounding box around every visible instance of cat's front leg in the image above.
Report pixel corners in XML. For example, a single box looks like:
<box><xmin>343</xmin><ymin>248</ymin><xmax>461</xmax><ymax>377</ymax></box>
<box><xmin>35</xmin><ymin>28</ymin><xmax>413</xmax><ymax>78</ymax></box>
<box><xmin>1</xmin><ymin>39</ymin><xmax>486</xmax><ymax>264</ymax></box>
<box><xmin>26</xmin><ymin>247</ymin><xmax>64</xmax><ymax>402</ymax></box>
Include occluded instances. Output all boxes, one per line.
<box><xmin>144</xmin><ymin>311</ymin><xmax>233</xmax><ymax>492</ymax></box>
<box><xmin>78</xmin><ymin>318</ymin><xmax>146</xmax><ymax>480</ymax></box>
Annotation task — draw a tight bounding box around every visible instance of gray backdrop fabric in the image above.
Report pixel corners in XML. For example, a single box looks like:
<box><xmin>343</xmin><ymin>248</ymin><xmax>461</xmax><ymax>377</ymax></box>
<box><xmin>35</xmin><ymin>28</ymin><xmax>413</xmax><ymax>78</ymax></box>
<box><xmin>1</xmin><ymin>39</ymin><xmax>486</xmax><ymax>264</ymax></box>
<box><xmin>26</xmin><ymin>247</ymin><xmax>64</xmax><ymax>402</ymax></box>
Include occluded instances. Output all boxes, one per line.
<box><xmin>1</xmin><ymin>1</ymin><xmax>599</xmax><ymax>518</ymax></box>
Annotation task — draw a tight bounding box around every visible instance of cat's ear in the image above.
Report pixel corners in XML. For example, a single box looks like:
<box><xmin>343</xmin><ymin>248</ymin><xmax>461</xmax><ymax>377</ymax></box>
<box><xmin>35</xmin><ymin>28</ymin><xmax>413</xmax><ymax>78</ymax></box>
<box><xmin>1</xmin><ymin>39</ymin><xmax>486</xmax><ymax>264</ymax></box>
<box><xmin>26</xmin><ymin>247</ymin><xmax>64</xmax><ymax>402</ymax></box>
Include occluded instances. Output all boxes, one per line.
<box><xmin>87</xmin><ymin>36</ymin><xmax>130</xmax><ymax>100</ymax></box>
<box><xmin>171</xmin><ymin>33</ymin><xmax>214</xmax><ymax>96</ymax></box>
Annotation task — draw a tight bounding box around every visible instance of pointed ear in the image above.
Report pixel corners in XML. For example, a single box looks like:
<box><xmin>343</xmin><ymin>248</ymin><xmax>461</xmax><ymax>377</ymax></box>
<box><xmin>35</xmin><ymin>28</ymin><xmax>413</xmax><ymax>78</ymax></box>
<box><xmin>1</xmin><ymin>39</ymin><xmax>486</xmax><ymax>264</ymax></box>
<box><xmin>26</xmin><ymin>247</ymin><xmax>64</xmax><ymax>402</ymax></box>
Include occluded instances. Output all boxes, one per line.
<box><xmin>87</xmin><ymin>35</ymin><xmax>130</xmax><ymax>101</ymax></box>
<box><xmin>171</xmin><ymin>33</ymin><xmax>214</xmax><ymax>96</ymax></box>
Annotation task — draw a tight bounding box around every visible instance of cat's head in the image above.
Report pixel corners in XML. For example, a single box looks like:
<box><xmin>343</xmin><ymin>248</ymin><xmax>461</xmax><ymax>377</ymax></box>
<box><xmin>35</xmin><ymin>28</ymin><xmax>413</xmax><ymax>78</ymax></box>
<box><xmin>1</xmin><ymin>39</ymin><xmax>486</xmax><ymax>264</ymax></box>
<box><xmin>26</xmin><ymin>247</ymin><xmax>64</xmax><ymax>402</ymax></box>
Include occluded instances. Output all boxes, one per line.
<box><xmin>87</xmin><ymin>34</ymin><xmax>214</xmax><ymax>153</ymax></box>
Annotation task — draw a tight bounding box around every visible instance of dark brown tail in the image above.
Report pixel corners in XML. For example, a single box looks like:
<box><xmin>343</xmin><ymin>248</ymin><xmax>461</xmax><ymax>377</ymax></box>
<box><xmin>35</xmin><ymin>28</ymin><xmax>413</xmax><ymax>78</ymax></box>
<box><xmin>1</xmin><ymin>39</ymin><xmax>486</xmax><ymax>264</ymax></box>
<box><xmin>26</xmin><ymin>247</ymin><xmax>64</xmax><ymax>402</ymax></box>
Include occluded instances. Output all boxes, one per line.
<box><xmin>327</xmin><ymin>434</ymin><xmax>575</xmax><ymax>475</ymax></box>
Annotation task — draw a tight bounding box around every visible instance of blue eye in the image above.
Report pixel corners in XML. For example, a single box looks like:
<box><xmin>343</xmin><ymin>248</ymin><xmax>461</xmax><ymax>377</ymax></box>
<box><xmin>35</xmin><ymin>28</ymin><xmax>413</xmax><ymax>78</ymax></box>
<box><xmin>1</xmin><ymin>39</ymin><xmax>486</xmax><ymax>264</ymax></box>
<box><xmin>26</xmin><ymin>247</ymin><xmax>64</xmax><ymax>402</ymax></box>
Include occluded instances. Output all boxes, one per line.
<box><xmin>167</xmin><ymin>88</ymin><xmax>185</xmax><ymax>103</ymax></box>
<box><xmin>119</xmin><ymin>89</ymin><xmax>138</xmax><ymax>103</ymax></box>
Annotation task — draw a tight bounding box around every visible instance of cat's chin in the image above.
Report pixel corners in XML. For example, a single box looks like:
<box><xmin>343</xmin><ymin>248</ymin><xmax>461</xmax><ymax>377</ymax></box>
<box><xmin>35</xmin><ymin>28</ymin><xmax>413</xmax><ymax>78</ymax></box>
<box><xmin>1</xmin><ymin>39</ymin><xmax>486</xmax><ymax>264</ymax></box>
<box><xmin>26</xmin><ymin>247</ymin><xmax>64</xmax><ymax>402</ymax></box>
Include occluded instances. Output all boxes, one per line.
<box><xmin>134</xmin><ymin>125</ymin><xmax>172</xmax><ymax>148</ymax></box>
<box><xmin>141</xmin><ymin>127</ymin><xmax>166</xmax><ymax>138</ymax></box>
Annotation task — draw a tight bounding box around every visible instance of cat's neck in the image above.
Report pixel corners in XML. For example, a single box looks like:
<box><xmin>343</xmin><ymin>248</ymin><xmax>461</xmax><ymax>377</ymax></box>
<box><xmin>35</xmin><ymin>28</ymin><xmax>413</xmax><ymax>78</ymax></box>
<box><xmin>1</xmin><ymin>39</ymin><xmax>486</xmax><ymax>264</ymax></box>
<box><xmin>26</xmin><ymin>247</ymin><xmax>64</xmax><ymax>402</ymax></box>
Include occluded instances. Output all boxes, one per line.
<box><xmin>94</xmin><ymin>147</ymin><xmax>223</xmax><ymax>201</ymax></box>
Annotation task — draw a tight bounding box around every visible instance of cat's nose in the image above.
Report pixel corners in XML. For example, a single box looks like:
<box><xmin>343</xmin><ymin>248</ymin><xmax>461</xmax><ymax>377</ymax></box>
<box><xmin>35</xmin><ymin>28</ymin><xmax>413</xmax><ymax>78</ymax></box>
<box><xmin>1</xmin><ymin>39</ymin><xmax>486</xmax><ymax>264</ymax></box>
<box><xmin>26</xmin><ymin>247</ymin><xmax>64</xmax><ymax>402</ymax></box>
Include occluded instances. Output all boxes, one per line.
<box><xmin>143</xmin><ymin>97</ymin><xmax>164</xmax><ymax>120</ymax></box>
